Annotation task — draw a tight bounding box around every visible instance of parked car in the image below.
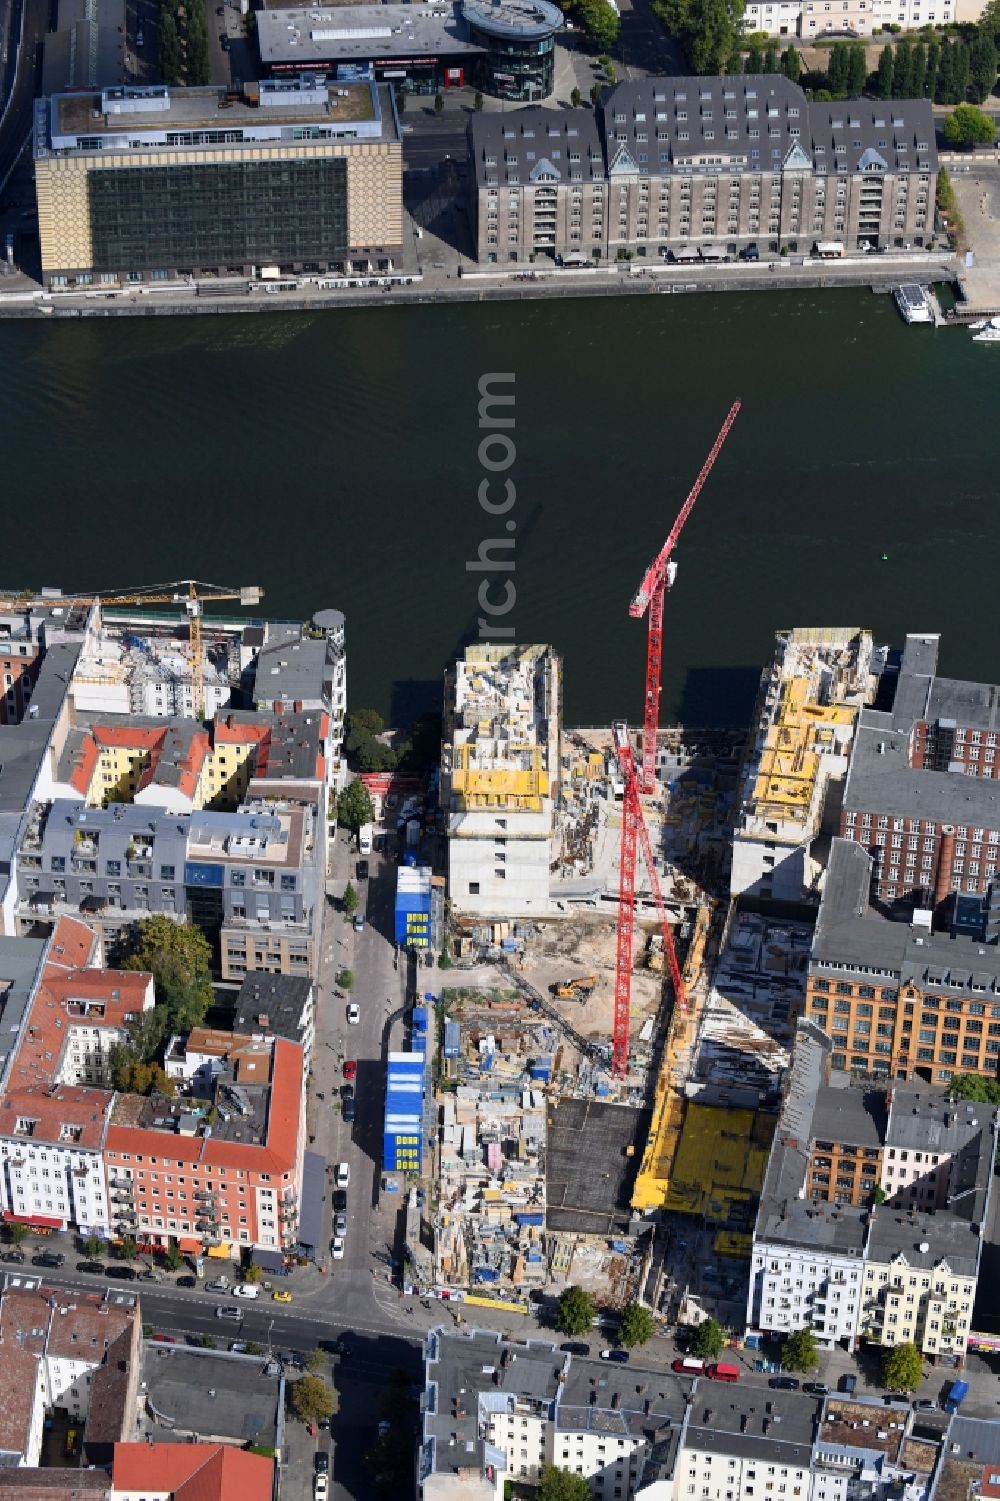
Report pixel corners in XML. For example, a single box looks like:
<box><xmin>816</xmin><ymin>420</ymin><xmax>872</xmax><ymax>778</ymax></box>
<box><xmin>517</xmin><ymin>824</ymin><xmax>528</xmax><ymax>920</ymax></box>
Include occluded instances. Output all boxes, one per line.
<box><xmin>838</xmin><ymin>1374</ymin><xmax>857</xmax><ymax>1395</ymax></box>
<box><xmin>334</xmin><ymin>1212</ymin><xmax>347</xmax><ymax>1235</ymax></box>
<box><xmin>314</xmin><ymin>1476</ymin><xmax>329</xmax><ymax>1501</ymax></box>
<box><xmin>739</xmin><ymin>243</ymin><xmax>759</xmax><ymax>261</ymax></box>
<box><xmin>106</xmin><ymin>1265</ymin><xmax>137</xmax><ymax>1281</ymax></box>
<box><xmin>560</xmin><ymin>1342</ymin><xmax>590</xmax><ymax>1356</ymax></box>
<box><xmin>336</xmin><ymin>1162</ymin><xmax>350</xmax><ymax>1188</ymax></box>
<box><xmin>314</xmin><ymin>1454</ymin><xmax>330</xmax><ymax>1475</ymax></box>
<box><xmin>207</xmin><ymin>1279</ymin><xmax>230</xmax><ymax>1293</ymax></box>
<box><xmin>341</xmin><ymin>1083</ymin><xmax>355</xmax><ymax>1101</ymax></box>
<box><xmin>333</xmin><ymin>1189</ymin><xmax>348</xmax><ymax>1213</ymax></box>
<box><xmin>353</xmin><ymin>914</ymin><xmax>365</xmax><ymax>932</ymax></box>
<box><xmin>230</xmin><ymin>1341</ymin><xmax>248</xmax><ymax>1353</ymax></box>
<box><xmin>273</xmin><ymin>1290</ymin><xmax>293</xmax><ymax>1304</ymax></box>
<box><xmin>215</xmin><ymin>1306</ymin><xmax>243</xmax><ymax>1322</ymax></box>
<box><xmin>141</xmin><ymin>1268</ymin><xmax>162</xmax><ymax>1282</ymax></box>
<box><xmin>76</xmin><ymin>1260</ymin><xmax>105</xmax><ymax>1275</ymax></box>
<box><xmin>343</xmin><ymin>1059</ymin><xmax>357</xmax><ymax>1081</ymax></box>
<box><xmin>1</xmin><ymin>1250</ymin><xmax>25</xmax><ymax>1264</ymax></box>
<box><xmin>220</xmin><ymin>33</ymin><xmax>229</xmax><ymax>48</ymax></box>
<box><xmin>32</xmin><ymin>1251</ymin><xmax>65</xmax><ymax>1268</ymax></box>
<box><xmin>342</xmin><ymin>1097</ymin><xmax>356</xmax><ymax>1123</ymax></box>
<box><xmin>231</xmin><ymin>1283</ymin><xmax>261</xmax><ymax>1299</ymax></box>
<box><xmin>136</xmin><ymin>27</ymin><xmax>144</xmax><ymax>45</ymax></box>
<box><xmin>803</xmin><ymin>1383</ymin><xmax>830</xmax><ymax>1397</ymax></box>
<box><xmin>151</xmin><ymin>1333</ymin><xmax>176</xmax><ymax>1343</ymax></box>
<box><xmin>177</xmin><ymin>1275</ymin><xmax>197</xmax><ymax>1289</ymax></box>
<box><xmin>600</xmin><ymin>1349</ymin><xmax>629</xmax><ymax>1364</ymax></box>
<box><xmin>346</xmin><ymin>1003</ymin><xmax>360</xmax><ymax>1025</ymax></box>
<box><xmin>769</xmin><ymin>1377</ymin><xmax>799</xmax><ymax>1391</ymax></box>
<box><xmin>356</xmin><ymin>861</ymin><xmax>369</xmax><ymax>880</ymax></box>
<box><xmin>913</xmin><ymin>1399</ymin><xmax>936</xmax><ymax>1411</ymax></box>
<box><xmin>331</xmin><ymin>1237</ymin><xmax>345</xmax><ymax>1260</ymax></box>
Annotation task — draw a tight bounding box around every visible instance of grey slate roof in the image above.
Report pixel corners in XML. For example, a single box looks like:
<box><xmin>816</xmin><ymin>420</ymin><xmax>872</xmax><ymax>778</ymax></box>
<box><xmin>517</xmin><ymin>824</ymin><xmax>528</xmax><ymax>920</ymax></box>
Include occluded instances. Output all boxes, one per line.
<box><xmin>945</xmin><ymin>1415</ymin><xmax>1000</xmax><ymax>1464</ymax></box>
<box><xmin>806</xmin><ymin>98</ymin><xmax>936</xmax><ymax>177</ymax></box>
<box><xmin>844</xmin><ymin>716</ymin><xmax>1000</xmax><ymax>825</ymax></box>
<box><xmin>469</xmin><ymin>108</ymin><xmax>605</xmax><ymax>190</ymax></box>
<box><xmin>684</xmin><ymin>1383</ymin><xmax>821</xmax><ymax>1466</ymax></box>
<box><xmin>865</xmin><ymin>1207</ymin><xmax>984</xmax><ymax>1278</ymax></box>
<box><xmin>811</xmin><ymin>1077</ymin><xmax>887</xmax><ymax>1150</ymax></box>
<box><xmin>234</xmin><ymin>972</ymin><xmax>312</xmax><ymax>1044</ymax></box>
<box><xmin>0</xmin><ymin>936</ymin><xmax>48</xmax><ymax>1090</ymax></box>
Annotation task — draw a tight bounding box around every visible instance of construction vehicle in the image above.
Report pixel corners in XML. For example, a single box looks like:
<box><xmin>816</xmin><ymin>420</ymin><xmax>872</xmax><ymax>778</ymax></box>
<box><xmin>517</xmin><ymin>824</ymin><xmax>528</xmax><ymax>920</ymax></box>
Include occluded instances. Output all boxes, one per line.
<box><xmin>0</xmin><ymin>581</ymin><xmax>262</xmax><ymax>720</ymax></box>
<box><xmin>549</xmin><ymin>976</ymin><xmax>597</xmax><ymax>1000</ymax></box>
<box><xmin>611</xmin><ymin>721</ymin><xmax>687</xmax><ymax>1079</ymax></box>
<box><xmin>629</xmin><ymin>402</ymin><xmax>740</xmax><ymax>793</ymax></box>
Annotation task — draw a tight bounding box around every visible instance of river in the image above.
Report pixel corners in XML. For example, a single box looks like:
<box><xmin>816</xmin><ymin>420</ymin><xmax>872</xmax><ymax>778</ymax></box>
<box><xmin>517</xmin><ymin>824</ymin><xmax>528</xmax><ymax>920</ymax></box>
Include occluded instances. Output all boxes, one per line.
<box><xmin>3</xmin><ymin>287</ymin><xmax>997</xmax><ymax>728</ymax></box>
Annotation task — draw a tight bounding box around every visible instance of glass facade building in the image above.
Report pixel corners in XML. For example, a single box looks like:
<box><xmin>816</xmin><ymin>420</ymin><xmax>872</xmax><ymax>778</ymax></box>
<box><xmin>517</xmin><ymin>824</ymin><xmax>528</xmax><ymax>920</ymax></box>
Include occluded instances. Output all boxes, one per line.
<box><xmin>462</xmin><ymin>0</ymin><xmax>562</xmax><ymax>101</ymax></box>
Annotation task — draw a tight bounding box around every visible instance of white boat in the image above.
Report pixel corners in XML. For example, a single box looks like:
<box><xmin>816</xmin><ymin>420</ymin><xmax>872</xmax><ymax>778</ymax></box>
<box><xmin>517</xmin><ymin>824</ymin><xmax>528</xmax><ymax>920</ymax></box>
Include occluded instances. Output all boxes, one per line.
<box><xmin>972</xmin><ymin>317</ymin><xmax>1000</xmax><ymax>342</ymax></box>
<box><xmin>894</xmin><ymin>284</ymin><xmax>934</xmax><ymax>324</ymax></box>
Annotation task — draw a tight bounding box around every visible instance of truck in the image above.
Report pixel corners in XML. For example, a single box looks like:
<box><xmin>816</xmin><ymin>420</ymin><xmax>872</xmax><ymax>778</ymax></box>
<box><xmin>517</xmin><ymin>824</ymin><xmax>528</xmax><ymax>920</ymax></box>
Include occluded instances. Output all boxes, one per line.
<box><xmin>358</xmin><ymin>823</ymin><xmax>373</xmax><ymax>855</ymax></box>
<box><xmin>943</xmin><ymin>1379</ymin><xmax>969</xmax><ymax>1413</ymax></box>
<box><xmin>707</xmin><ymin>1362</ymin><xmax>741</xmax><ymax>1383</ymax></box>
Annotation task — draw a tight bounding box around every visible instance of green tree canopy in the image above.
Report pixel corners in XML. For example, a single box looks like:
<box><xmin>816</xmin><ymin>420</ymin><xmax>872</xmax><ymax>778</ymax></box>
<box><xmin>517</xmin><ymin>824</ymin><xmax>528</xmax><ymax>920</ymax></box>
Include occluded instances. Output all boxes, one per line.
<box><xmin>618</xmin><ymin>1302</ymin><xmax>656</xmax><ymax>1348</ymax></box>
<box><xmin>590</xmin><ymin>81</ymin><xmax>602</xmax><ymax>105</ymax></box>
<box><xmin>782</xmin><ymin>45</ymin><xmax>801</xmax><ymax>82</ymax></box>
<box><xmin>572</xmin><ymin>0</ymin><xmax>620</xmax><ymax>49</ymax></box>
<box><xmin>9</xmin><ymin>1222</ymin><xmax>29</xmax><ymax>1246</ymax></box>
<box><xmin>570</xmin><ymin>85</ymin><xmax>582</xmax><ymax>106</ymax></box>
<box><xmin>782</xmin><ymin>1327</ymin><xmax>819</xmax><ymax>1372</ymax></box>
<box><xmin>847</xmin><ymin>42</ymin><xmax>867</xmax><ymax>97</ymax></box>
<box><xmin>950</xmin><ymin>1073</ymin><xmax>1000</xmax><ymax>1102</ymax></box>
<box><xmin>124</xmin><ymin>915</ymin><xmax>213</xmax><ymax>1037</ymax></box>
<box><xmin>342</xmin><ymin>881</ymin><xmax>359</xmax><ymax>918</ymax></box>
<box><xmin>117</xmin><ymin>1235</ymin><xmax>138</xmax><ymax>1261</ymax></box>
<box><xmin>537</xmin><ymin>1467</ymin><xmax>592</xmax><ymax>1501</ymax></box>
<box><xmin>692</xmin><ymin>1318</ymin><xmax>724</xmax><ymax>1359</ymax></box>
<box><xmin>164</xmin><ymin>1240</ymin><xmax>183</xmax><ymax>1271</ymax></box>
<box><xmin>306</xmin><ymin>1347</ymin><xmax>327</xmax><ymax>1374</ymax></box>
<box><xmin>828</xmin><ymin>41</ymin><xmax>849</xmax><ymax>94</ymax></box>
<box><xmin>970</xmin><ymin>31</ymin><xmax>997</xmax><ymax>102</ymax></box>
<box><xmin>554</xmin><ymin>1286</ymin><xmax>596</xmax><ymax>1336</ymax></box>
<box><xmin>653</xmin><ymin>0</ymin><xmax>744</xmax><ymax>75</ymax></box>
<box><xmin>877</xmin><ymin>43</ymin><xmax>894</xmax><ymax>99</ymax></box>
<box><xmin>291</xmin><ymin>1374</ymin><xmax>335</xmax><ymax>1425</ymax></box>
<box><xmin>763</xmin><ymin>41</ymin><xmax>778</xmax><ymax>72</ymax></box>
<box><xmin>944</xmin><ymin>103</ymin><xmax>997</xmax><ymax>147</ymax></box>
<box><xmin>85</xmin><ymin>1234</ymin><xmax>102</xmax><ymax>1259</ymax></box>
<box><xmin>337</xmin><ymin>779</ymin><xmax>375</xmax><ymax>835</ymax></box>
<box><xmin>746</xmin><ymin>42</ymin><xmax>763</xmax><ymax>73</ymax></box>
<box><xmin>883</xmin><ymin>1341</ymin><xmax>924</xmax><ymax>1392</ymax></box>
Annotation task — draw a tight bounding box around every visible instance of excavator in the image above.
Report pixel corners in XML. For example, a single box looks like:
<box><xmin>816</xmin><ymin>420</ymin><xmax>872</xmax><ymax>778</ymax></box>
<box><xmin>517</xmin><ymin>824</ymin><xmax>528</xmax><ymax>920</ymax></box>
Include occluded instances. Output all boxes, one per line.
<box><xmin>549</xmin><ymin>976</ymin><xmax>597</xmax><ymax>1001</ymax></box>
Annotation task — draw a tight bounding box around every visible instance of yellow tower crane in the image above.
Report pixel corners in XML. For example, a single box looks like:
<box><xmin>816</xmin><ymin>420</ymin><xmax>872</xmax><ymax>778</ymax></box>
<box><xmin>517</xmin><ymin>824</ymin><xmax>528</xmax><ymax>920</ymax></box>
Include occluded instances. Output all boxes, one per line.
<box><xmin>0</xmin><ymin>580</ymin><xmax>263</xmax><ymax>721</ymax></box>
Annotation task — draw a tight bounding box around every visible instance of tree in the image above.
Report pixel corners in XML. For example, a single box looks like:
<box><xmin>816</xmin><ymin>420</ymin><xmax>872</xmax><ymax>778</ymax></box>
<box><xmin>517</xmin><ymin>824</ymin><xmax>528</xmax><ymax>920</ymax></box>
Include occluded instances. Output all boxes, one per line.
<box><xmin>9</xmin><ymin>1222</ymin><xmax>28</xmax><ymax>1246</ymax></box>
<box><xmin>618</xmin><ymin>1301</ymin><xmax>656</xmax><ymax>1348</ymax></box>
<box><xmin>782</xmin><ymin>1327</ymin><xmax>820</xmax><ymax>1372</ymax></box>
<box><xmin>950</xmin><ymin>1073</ymin><xmax>1000</xmax><ymax>1103</ymax></box>
<box><xmin>125</xmin><ymin>915</ymin><xmax>213</xmax><ymax>1037</ymax></box>
<box><xmin>953</xmin><ymin>37</ymin><xmax>971</xmax><ymax>103</ymax></box>
<box><xmin>745</xmin><ymin>42</ymin><xmax>763</xmax><ymax>73</ymax></box>
<box><xmin>243</xmin><ymin>1262</ymin><xmax>263</xmax><ymax>1284</ymax></box>
<box><xmin>872</xmin><ymin>1184</ymin><xmax>887</xmax><ymax>1205</ymax></box>
<box><xmin>117</xmin><ymin>1236</ymin><xmax>138</xmax><ymax>1261</ymax></box>
<box><xmin>828</xmin><ymin>41</ymin><xmax>849</xmax><ymax>95</ymax></box>
<box><xmin>692</xmin><ymin>1318</ymin><xmax>724</xmax><ymax>1360</ymax></box>
<box><xmin>164</xmin><ymin>1240</ymin><xmax>183</xmax><ymax>1271</ymax></box>
<box><xmin>555</xmin><ymin>1286</ymin><xmax>596</xmax><ymax>1336</ymax></box>
<box><xmin>85</xmin><ymin>1234</ymin><xmax>102</xmax><ymax>1259</ymax></box>
<box><xmin>590</xmin><ymin>81</ymin><xmax>602</xmax><ymax>105</ymax></box>
<box><xmin>878</xmin><ymin>43</ymin><xmax>894</xmax><ymax>99</ymax></box>
<box><xmin>337</xmin><ymin>779</ymin><xmax>374</xmax><ymax>836</ymax></box>
<box><xmin>891</xmin><ymin>37</ymin><xmax>911</xmax><ymax>96</ymax></box>
<box><xmin>537</xmin><ymin>1468</ymin><xmax>592</xmax><ymax>1501</ymax></box>
<box><xmin>970</xmin><ymin>30</ymin><xmax>998</xmax><ymax>102</ymax></box>
<box><xmin>654</xmin><ymin>0</ymin><xmax>744</xmax><ymax>75</ymax></box>
<box><xmin>306</xmin><ymin>1347</ymin><xmax>327</xmax><ymax>1373</ymax></box>
<box><xmin>570</xmin><ymin>85</ymin><xmax>582</xmax><ymax>106</ymax></box>
<box><xmin>909</xmin><ymin>43</ymin><xmax>926</xmax><ymax>100</ymax></box>
<box><xmin>246</xmin><ymin>1341</ymin><xmax>266</xmax><ymax>1356</ymax></box>
<box><xmin>763</xmin><ymin>41</ymin><xmax>779</xmax><ymax>72</ymax></box>
<box><xmin>159</xmin><ymin>10</ymin><xmax>180</xmax><ymax>84</ymax></box>
<box><xmin>574</xmin><ymin>0</ymin><xmax>620</xmax><ymax>50</ymax></box>
<box><xmin>434</xmin><ymin>92</ymin><xmax>444</xmax><ymax>114</ymax></box>
<box><xmin>847</xmin><ymin>42</ymin><xmax>867</xmax><ymax>96</ymax></box>
<box><xmin>782</xmin><ymin>44</ymin><xmax>801</xmax><ymax>82</ymax></box>
<box><xmin>944</xmin><ymin>102</ymin><xmax>997</xmax><ymax>146</ymax></box>
<box><xmin>291</xmin><ymin>1374</ymin><xmax>335</xmax><ymax>1426</ymax></box>
<box><xmin>337</xmin><ymin>968</ymin><xmax>354</xmax><ymax>991</ymax></box>
<box><xmin>342</xmin><ymin>881</ymin><xmax>358</xmax><ymax>918</ymax></box>
<box><xmin>925</xmin><ymin>37</ymin><xmax>940</xmax><ymax>98</ymax></box>
<box><xmin>883</xmin><ymin>1341</ymin><xmax>924</xmax><ymax>1392</ymax></box>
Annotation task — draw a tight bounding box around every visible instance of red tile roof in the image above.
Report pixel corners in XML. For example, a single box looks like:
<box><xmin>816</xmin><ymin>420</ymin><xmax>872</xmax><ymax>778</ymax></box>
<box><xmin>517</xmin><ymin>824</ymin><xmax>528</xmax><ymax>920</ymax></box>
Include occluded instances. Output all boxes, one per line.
<box><xmin>111</xmin><ymin>1444</ymin><xmax>273</xmax><ymax>1501</ymax></box>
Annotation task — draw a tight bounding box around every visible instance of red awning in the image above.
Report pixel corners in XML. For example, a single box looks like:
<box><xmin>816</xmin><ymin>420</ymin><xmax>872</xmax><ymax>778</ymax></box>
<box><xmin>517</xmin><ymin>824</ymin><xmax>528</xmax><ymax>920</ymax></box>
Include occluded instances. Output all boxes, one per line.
<box><xmin>178</xmin><ymin>1237</ymin><xmax>202</xmax><ymax>1255</ymax></box>
<box><xmin>2</xmin><ymin>1211</ymin><xmax>64</xmax><ymax>1229</ymax></box>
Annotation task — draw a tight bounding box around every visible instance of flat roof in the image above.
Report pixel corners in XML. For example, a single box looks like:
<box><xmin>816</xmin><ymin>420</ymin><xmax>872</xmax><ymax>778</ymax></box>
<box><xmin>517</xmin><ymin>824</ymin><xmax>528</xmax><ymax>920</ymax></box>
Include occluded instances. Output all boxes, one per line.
<box><xmin>56</xmin><ymin>81</ymin><xmax>374</xmax><ymax>135</ymax></box>
<box><xmin>461</xmin><ymin>0</ymin><xmax>562</xmax><ymax>38</ymax></box>
<box><xmin>141</xmin><ymin>1345</ymin><xmax>282</xmax><ymax>1446</ymax></box>
<box><xmin>257</xmin><ymin>4</ymin><xmax>484</xmax><ymax>64</ymax></box>
<box><xmin>866</xmin><ymin>1207</ymin><xmax>983</xmax><ymax>1278</ymax></box>
<box><xmin>685</xmin><ymin>1382</ymin><xmax>821</xmax><ymax>1466</ymax></box>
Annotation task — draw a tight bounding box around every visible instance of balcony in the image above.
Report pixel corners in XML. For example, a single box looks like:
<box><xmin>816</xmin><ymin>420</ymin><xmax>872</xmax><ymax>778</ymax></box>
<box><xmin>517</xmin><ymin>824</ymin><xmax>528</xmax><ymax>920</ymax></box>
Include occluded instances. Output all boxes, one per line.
<box><xmin>110</xmin><ymin>1179</ymin><xmax>133</xmax><ymax>1191</ymax></box>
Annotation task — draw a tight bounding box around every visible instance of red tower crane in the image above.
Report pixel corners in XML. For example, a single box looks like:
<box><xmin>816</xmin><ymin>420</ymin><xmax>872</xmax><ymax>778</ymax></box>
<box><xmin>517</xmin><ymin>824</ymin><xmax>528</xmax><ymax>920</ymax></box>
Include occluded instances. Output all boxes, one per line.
<box><xmin>629</xmin><ymin>401</ymin><xmax>741</xmax><ymax>794</ymax></box>
<box><xmin>611</xmin><ymin>721</ymin><xmax>687</xmax><ymax>1079</ymax></box>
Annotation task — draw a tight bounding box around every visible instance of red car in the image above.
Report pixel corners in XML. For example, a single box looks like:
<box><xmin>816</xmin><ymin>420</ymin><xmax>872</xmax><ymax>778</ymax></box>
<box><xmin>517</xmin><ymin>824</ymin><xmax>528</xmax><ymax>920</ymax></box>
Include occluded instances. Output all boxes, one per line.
<box><xmin>343</xmin><ymin>1060</ymin><xmax>357</xmax><ymax>1081</ymax></box>
<box><xmin>152</xmin><ymin>1333</ymin><xmax>176</xmax><ymax>1344</ymax></box>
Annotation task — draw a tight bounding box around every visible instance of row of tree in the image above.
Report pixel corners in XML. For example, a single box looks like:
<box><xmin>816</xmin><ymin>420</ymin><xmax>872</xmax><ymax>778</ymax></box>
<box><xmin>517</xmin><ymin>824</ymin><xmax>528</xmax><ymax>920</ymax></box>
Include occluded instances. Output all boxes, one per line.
<box><xmin>874</xmin><ymin>33</ymin><xmax>998</xmax><ymax>103</ymax></box>
<box><xmin>158</xmin><ymin>0</ymin><xmax>211</xmax><ymax>87</ymax></box>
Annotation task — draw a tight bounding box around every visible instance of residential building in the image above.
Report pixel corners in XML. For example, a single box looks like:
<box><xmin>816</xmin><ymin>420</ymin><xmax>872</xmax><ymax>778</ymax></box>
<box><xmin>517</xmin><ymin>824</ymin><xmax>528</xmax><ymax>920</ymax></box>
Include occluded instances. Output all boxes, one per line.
<box><xmin>163</xmin><ymin>1026</ymin><xmax>271</xmax><ymax>1097</ymax></box>
<box><xmin>250</xmin><ymin>610</ymin><xmax>347</xmax><ymax>784</ymax></box>
<box><xmin>806</xmin><ymin>838</ymin><xmax>1000</xmax><ymax>1084</ymax></box>
<box><xmin>810</xmin><ymin>1397</ymin><xmax>937</xmax><ymax>1501</ymax></box>
<box><xmin>33</xmin><ymin>79</ymin><xmax>402</xmax><ymax>288</ymax></box>
<box><xmin>109</xmin><ymin>1443</ymin><xmax>274</xmax><ymax>1501</ymax></box>
<box><xmin>671</xmin><ymin>1384</ymin><xmax>819</xmax><ymax>1501</ymax></box>
<box><xmin>468</xmin><ymin>77</ymin><xmax>937</xmax><ymax>264</ymax></box>
<box><xmin>0</xmin><ymin>607</ymin><xmax>49</xmax><ymax>727</ymax></box>
<box><xmin>442</xmin><ymin>645</ymin><xmax>560</xmax><ymax>918</ymax></box>
<box><xmin>931</xmin><ymin>1416</ymin><xmax>1000</xmax><ymax>1501</ymax></box>
<box><xmin>731</xmin><ymin>628</ymin><xmax>876</xmax><ymax>901</ymax></box>
<box><xmin>841</xmin><ymin>634</ymin><xmax>1000</xmax><ymax>909</ymax></box>
<box><xmin>232</xmin><ymin>972</ymin><xmax>315</xmax><ymax>1072</ymax></box>
<box><xmin>16</xmin><ymin>793</ymin><xmax>323</xmax><ymax>982</ymax></box>
<box><xmin>741</xmin><ymin>0</ymin><xmax>961</xmax><ymax>39</ymax></box>
<box><xmin>0</xmin><ymin>1280</ymin><xmax>140</xmax><ymax>1466</ymax></box>
<box><xmin>132</xmin><ymin>1343</ymin><xmax>285</xmax><ymax>1453</ymax></box>
<box><xmin>749</xmin><ymin>1020</ymin><xmax>998</xmax><ymax>1359</ymax></box>
<box><xmin>104</xmin><ymin>1035</ymin><xmax>304</xmax><ymax>1256</ymax></box>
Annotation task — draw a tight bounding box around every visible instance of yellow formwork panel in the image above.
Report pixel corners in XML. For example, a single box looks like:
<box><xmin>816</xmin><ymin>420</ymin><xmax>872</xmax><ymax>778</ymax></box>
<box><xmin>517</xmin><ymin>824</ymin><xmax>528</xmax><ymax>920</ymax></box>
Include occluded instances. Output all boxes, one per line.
<box><xmin>715</xmin><ymin>1231</ymin><xmax>753</xmax><ymax>1260</ymax></box>
<box><xmin>656</xmin><ymin>1104</ymin><xmax>777</xmax><ymax>1225</ymax></box>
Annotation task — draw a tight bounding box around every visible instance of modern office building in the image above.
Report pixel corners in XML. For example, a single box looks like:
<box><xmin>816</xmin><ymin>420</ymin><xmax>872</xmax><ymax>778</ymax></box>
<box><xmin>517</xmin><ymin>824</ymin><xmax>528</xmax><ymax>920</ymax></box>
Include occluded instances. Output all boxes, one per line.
<box><xmin>469</xmin><ymin>76</ymin><xmax>936</xmax><ymax>263</ymax></box>
<box><xmin>461</xmin><ymin>0</ymin><xmax>562</xmax><ymax>100</ymax></box>
<box><xmin>33</xmin><ymin>78</ymin><xmax>402</xmax><ymax>287</ymax></box>
<box><xmin>441</xmin><ymin>645</ymin><xmax>560</xmax><ymax>918</ymax></box>
<box><xmin>257</xmin><ymin>4</ymin><xmax>485</xmax><ymax>95</ymax></box>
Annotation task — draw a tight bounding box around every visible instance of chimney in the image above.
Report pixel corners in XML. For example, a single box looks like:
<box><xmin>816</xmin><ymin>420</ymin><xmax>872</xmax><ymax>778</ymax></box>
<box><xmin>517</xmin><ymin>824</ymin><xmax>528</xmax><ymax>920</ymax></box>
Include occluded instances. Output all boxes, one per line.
<box><xmin>934</xmin><ymin>825</ymin><xmax>956</xmax><ymax>919</ymax></box>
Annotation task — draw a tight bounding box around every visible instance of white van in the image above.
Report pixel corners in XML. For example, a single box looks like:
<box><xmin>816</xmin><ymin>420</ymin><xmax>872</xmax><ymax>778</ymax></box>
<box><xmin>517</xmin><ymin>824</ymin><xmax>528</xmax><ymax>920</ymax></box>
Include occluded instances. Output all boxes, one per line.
<box><xmin>232</xmin><ymin>1283</ymin><xmax>261</xmax><ymax>1299</ymax></box>
<box><xmin>336</xmin><ymin>1162</ymin><xmax>350</xmax><ymax>1188</ymax></box>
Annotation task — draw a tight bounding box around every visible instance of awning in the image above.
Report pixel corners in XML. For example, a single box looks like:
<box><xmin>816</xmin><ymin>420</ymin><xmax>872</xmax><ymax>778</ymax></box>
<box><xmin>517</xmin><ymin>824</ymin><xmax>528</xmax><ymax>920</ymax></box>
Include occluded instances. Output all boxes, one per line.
<box><xmin>207</xmin><ymin>1241</ymin><xmax>232</xmax><ymax>1259</ymax></box>
<box><xmin>298</xmin><ymin>1150</ymin><xmax>325</xmax><ymax>1252</ymax></box>
<box><xmin>3</xmin><ymin>1210</ymin><xmax>63</xmax><ymax>1229</ymax></box>
<box><xmin>178</xmin><ymin>1237</ymin><xmax>202</xmax><ymax>1255</ymax></box>
<box><xmin>253</xmin><ymin>1248</ymin><xmax>286</xmax><ymax>1274</ymax></box>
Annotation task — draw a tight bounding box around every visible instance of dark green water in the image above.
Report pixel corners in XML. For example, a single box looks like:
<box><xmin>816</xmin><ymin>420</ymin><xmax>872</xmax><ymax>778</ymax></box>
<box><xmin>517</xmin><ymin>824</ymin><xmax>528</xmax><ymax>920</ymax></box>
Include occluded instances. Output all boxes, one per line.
<box><xmin>4</xmin><ymin>288</ymin><xmax>998</xmax><ymax>727</ymax></box>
